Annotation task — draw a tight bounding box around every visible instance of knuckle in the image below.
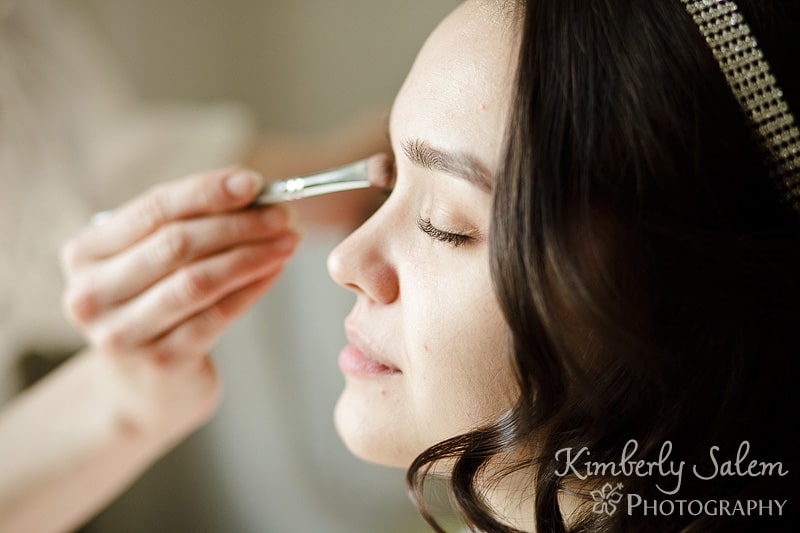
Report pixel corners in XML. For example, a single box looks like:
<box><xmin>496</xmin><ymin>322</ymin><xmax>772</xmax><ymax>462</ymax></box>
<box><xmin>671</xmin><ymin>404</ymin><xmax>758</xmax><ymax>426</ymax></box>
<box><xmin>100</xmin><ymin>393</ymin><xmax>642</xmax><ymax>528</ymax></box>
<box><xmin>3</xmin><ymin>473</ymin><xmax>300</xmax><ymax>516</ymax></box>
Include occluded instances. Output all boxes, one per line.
<box><xmin>228</xmin><ymin>211</ymin><xmax>253</xmax><ymax>235</ymax></box>
<box><xmin>197</xmin><ymin>180</ymin><xmax>218</xmax><ymax>208</ymax></box>
<box><xmin>225</xmin><ymin>246</ymin><xmax>265</xmax><ymax>277</ymax></box>
<box><xmin>177</xmin><ymin>266</ymin><xmax>216</xmax><ymax>305</ymax></box>
<box><xmin>139</xmin><ymin>188</ymin><xmax>168</xmax><ymax>229</ymax></box>
<box><xmin>182</xmin><ymin>172</ymin><xmax>217</xmax><ymax>209</ymax></box>
<box><xmin>147</xmin><ymin>344</ymin><xmax>176</xmax><ymax>367</ymax></box>
<box><xmin>206</xmin><ymin>300</ymin><xmax>234</xmax><ymax>324</ymax></box>
<box><xmin>159</xmin><ymin>226</ymin><xmax>192</xmax><ymax>264</ymax></box>
<box><xmin>242</xmin><ymin>243</ymin><xmax>270</xmax><ymax>266</ymax></box>
<box><xmin>226</xmin><ymin>212</ymin><xmax>264</xmax><ymax>243</ymax></box>
<box><xmin>95</xmin><ymin>325</ymin><xmax>126</xmax><ymax>355</ymax></box>
<box><xmin>62</xmin><ymin>284</ymin><xmax>99</xmax><ymax>325</ymax></box>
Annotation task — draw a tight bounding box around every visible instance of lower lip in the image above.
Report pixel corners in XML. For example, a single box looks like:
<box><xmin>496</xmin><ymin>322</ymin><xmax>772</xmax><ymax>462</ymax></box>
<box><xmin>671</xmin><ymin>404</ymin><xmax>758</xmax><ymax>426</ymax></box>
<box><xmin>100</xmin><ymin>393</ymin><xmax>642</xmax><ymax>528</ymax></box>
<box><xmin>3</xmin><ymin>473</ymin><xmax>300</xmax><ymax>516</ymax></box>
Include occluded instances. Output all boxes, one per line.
<box><xmin>338</xmin><ymin>344</ymin><xmax>400</xmax><ymax>377</ymax></box>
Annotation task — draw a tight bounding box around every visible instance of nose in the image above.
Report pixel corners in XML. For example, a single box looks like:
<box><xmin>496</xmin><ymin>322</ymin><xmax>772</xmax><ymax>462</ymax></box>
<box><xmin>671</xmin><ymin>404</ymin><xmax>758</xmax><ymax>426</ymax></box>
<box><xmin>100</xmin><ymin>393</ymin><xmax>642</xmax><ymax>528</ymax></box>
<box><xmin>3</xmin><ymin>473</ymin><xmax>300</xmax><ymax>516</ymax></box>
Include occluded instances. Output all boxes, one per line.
<box><xmin>327</xmin><ymin>205</ymin><xmax>400</xmax><ymax>305</ymax></box>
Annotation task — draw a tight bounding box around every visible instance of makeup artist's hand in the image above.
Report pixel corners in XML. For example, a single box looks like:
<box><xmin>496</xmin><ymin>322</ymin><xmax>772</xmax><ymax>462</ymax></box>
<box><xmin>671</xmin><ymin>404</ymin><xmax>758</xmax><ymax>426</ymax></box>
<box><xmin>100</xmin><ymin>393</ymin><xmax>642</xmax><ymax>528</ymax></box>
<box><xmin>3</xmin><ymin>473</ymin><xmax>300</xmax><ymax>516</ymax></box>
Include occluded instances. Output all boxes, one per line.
<box><xmin>59</xmin><ymin>167</ymin><xmax>298</xmax><ymax>431</ymax></box>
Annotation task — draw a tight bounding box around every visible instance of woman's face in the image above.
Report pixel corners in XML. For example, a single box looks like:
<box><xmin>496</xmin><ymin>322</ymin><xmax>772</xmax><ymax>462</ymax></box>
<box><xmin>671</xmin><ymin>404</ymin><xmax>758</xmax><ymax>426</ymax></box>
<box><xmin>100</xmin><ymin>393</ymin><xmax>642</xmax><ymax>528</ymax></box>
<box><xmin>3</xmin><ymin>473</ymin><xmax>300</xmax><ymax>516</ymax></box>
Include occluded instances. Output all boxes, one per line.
<box><xmin>327</xmin><ymin>1</ymin><xmax>519</xmax><ymax>467</ymax></box>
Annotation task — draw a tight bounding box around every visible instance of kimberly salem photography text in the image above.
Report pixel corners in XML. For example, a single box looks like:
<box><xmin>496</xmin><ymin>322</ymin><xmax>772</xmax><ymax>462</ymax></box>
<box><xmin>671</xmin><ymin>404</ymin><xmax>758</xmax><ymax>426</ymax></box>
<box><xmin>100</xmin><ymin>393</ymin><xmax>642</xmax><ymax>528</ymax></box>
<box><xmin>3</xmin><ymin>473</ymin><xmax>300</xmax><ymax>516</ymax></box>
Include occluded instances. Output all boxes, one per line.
<box><xmin>554</xmin><ymin>439</ymin><xmax>789</xmax><ymax>518</ymax></box>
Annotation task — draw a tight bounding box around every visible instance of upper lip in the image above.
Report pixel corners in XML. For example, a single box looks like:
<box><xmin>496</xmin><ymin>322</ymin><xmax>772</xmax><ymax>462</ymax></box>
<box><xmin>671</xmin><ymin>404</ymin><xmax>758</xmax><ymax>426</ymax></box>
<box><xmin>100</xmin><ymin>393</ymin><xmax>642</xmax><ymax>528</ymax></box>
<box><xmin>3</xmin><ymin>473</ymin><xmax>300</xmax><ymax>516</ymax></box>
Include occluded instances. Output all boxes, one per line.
<box><xmin>344</xmin><ymin>321</ymin><xmax>401</xmax><ymax>372</ymax></box>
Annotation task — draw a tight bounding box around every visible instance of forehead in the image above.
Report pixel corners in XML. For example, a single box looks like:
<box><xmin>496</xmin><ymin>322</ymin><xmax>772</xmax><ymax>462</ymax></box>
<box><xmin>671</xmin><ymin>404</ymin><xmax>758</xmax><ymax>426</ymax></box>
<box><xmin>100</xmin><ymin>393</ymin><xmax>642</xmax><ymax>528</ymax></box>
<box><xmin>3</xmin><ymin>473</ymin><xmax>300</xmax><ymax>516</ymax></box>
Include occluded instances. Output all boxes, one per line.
<box><xmin>389</xmin><ymin>1</ymin><xmax>519</xmax><ymax>171</ymax></box>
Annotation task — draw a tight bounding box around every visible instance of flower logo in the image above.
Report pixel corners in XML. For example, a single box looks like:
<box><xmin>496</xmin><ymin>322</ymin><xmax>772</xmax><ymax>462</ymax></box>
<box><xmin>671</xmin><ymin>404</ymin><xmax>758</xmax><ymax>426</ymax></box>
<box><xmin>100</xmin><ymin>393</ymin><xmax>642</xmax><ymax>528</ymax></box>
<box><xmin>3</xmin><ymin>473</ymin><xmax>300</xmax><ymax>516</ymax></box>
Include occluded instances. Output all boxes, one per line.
<box><xmin>591</xmin><ymin>482</ymin><xmax>624</xmax><ymax>516</ymax></box>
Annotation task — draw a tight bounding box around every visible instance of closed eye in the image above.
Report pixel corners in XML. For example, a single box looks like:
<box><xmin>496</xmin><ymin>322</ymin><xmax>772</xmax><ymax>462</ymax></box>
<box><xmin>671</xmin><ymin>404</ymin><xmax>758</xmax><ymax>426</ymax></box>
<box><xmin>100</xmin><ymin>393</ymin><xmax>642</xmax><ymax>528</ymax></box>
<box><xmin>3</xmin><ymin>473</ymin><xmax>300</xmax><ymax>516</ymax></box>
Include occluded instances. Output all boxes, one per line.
<box><xmin>416</xmin><ymin>217</ymin><xmax>474</xmax><ymax>247</ymax></box>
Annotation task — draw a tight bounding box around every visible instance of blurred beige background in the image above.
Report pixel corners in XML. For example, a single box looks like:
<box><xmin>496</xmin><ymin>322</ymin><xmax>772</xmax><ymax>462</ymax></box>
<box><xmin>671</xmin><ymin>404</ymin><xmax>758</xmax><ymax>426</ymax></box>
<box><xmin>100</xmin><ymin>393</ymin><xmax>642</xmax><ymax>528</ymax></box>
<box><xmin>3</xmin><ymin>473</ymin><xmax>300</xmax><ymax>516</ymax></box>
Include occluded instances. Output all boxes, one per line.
<box><xmin>76</xmin><ymin>0</ymin><xmax>451</xmax><ymax>132</ymax></box>
<box><xmin>78</xmin><ymin>0</ymin><xmax>457</xmax><ymax>531</ymax></box>
<box><xmin>3</xmin><ymin>0</ymin><xmax>456</xmax><ymax>531</ymax></box>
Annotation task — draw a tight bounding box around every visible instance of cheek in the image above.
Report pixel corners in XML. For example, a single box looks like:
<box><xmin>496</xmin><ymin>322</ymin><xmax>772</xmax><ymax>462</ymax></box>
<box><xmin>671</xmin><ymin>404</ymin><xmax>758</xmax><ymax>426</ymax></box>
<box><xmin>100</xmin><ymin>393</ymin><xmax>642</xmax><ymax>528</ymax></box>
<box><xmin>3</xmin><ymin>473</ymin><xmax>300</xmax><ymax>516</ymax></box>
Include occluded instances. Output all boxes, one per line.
<box><xmin>333</xmin><ymin>234</ymin><xmax>515</xmax><ymax>469</ymax></box>
<box><xmin>401</xmin><ymin>251</ymin><xmax>515</xmax><ymax>446</ymax></box>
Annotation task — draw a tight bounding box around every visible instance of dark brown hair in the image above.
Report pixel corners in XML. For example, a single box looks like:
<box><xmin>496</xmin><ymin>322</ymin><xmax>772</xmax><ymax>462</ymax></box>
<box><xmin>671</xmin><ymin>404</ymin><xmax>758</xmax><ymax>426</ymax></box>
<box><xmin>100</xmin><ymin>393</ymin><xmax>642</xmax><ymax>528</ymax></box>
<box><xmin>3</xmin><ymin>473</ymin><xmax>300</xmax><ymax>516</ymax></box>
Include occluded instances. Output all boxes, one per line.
<box><xmin>408</xmin><ymin>1</ymin><xmax>800</xmax><ymax>531</ymax></box>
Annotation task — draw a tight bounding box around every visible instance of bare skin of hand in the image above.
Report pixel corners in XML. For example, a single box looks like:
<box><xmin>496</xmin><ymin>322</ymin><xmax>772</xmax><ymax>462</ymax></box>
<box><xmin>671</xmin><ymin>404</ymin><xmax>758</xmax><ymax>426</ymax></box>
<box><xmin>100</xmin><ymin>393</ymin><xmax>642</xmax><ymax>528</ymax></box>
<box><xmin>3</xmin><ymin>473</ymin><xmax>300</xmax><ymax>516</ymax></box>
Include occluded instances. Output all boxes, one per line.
<box><xmin>0</xmin><ymin>117</ymin><xmax>386</xmax><ymax>533</ymax></box>
<box><xmin>59</xmin><ymin>166</ymin><xmax>299</xmax><ymax>432</ymax></box>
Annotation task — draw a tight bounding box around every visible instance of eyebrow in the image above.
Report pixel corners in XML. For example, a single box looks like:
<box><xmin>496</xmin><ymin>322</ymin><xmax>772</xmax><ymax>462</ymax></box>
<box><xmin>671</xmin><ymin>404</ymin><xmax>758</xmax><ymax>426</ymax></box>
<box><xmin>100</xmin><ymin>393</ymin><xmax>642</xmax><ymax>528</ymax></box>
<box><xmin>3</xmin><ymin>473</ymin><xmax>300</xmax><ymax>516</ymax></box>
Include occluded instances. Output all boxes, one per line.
<box><xmin>398</xmin><ymin>137</ymin><xmax>494</xmax><ymax>192</ymax></box>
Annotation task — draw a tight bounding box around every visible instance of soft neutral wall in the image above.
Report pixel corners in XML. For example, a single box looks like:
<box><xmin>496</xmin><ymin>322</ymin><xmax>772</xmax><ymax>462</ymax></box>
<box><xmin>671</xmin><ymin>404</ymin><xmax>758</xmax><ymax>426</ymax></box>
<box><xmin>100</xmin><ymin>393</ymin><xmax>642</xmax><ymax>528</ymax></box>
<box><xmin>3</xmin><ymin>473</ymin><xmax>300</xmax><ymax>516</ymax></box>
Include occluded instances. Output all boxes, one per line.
<box><xmin>75</xmin><ymin>0</ymin><xmax>455</xmax><ymax>132</ymax></box>
<box><xmin>68</xmin><ymin>1</ymin><xmax>457</xmax><ymax>532</ymax></box>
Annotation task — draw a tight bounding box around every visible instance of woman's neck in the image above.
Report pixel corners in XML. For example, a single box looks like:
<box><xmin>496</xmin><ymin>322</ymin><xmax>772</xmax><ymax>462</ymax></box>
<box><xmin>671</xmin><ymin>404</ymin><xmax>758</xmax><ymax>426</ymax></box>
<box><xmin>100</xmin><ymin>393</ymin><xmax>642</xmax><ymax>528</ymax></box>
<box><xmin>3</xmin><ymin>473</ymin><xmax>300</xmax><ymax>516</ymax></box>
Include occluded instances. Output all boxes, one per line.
<box><xmin>479</xmin><ymin>465</ymin><xmax>585</xmax><ymax>532</ymax></box>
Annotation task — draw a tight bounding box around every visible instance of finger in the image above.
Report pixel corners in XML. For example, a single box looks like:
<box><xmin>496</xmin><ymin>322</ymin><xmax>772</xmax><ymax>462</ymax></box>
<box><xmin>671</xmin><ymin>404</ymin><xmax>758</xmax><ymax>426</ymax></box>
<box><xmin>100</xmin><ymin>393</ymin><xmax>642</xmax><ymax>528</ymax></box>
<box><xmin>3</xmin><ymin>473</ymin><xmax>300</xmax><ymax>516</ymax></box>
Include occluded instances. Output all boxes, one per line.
<box><xmin>89</xmin><ymin>234</ymin><xmax>298</xmax><ymax>354</ymax></box>
<box><xmin>146</xmin><ymin>272</ymin><xmax>281</xmax><ymax>368</ymax></box>
<box><xmin>64</xmin><ymin>167</ymin><xmax>265</xmax><ymax>265</ymax></box>
<box><xmin>64</xmin><ymin>206</ymin><xmax>290</xmax><ymax>323</ymax></box>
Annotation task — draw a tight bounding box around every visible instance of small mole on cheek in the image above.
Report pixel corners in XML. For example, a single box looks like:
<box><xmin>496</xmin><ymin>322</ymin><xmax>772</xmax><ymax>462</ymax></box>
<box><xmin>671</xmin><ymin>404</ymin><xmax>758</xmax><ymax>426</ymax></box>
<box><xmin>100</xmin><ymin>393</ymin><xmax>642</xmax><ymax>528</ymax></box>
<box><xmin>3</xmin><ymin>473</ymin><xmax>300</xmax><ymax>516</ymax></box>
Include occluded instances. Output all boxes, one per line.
<box><xmin>424</xmin><ymin>342</ymin><xmax>429</xmax><ymax>353</ymax></box>
<box><xmin>480</xmin><ymin>103</ymin><xmax>488</xmax><ymax>112</ymax></box>
<box><xmin>380</xmin><ymin>388</ymin><xmax>386</xmax><ymax>396</ymax></box>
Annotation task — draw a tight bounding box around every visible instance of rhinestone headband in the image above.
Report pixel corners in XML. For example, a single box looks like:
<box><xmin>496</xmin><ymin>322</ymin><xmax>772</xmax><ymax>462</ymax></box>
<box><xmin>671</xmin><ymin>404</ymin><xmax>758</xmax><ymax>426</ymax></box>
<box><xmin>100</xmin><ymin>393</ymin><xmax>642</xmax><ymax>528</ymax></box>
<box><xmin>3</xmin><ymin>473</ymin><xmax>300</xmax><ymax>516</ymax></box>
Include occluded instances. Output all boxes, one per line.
<box><xmin>680</xmin><ymin>0</ymin><xmax>800</xmax><ymax>214</ymax></box>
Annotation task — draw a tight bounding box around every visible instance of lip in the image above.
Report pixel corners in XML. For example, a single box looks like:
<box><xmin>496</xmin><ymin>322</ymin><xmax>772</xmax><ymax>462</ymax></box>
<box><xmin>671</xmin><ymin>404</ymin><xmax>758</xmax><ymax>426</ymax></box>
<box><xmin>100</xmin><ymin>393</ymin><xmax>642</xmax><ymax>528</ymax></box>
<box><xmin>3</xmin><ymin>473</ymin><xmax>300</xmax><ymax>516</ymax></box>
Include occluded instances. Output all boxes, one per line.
<box><xmin>339</xmin><ymin>324</ymin><xmax>401</xmax><ymax>377</ymax></box>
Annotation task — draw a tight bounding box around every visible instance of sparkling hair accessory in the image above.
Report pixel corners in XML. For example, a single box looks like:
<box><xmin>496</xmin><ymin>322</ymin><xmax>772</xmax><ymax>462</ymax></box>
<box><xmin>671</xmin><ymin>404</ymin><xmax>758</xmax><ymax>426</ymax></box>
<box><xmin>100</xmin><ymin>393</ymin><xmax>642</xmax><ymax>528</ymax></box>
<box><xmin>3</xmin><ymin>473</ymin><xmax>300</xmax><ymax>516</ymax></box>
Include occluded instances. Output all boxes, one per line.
<box><xmin>681</xmin><ymin>0</ymin><xmax>800</xmax><ymax>214</ymax></box>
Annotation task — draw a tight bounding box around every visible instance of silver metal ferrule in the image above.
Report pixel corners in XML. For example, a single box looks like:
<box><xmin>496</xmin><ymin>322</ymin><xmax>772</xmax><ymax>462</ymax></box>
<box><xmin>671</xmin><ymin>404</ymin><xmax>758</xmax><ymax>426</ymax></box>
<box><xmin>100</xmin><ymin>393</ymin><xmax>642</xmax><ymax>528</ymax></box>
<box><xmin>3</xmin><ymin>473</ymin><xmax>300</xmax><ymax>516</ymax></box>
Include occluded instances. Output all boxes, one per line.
<box><xmin>254</xmin><ymin>159</ymin><xmax>370</xmax><ymax>205</ymax></box>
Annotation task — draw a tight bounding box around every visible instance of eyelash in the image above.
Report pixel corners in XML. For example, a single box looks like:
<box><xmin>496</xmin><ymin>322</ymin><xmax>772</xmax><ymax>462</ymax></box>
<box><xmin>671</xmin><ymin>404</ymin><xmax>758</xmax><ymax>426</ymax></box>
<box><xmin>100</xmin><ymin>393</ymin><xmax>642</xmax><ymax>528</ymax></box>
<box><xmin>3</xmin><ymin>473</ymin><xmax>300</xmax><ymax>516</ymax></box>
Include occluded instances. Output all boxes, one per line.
<box><xmin>416</xmin><ymin>217</ymin><xmax>473</xmax><ymax>247</ymax></box>
<box><xmin>378</xmin><ymin>153</ymin><xmax>473</xmax><ymax>248</ymax></box>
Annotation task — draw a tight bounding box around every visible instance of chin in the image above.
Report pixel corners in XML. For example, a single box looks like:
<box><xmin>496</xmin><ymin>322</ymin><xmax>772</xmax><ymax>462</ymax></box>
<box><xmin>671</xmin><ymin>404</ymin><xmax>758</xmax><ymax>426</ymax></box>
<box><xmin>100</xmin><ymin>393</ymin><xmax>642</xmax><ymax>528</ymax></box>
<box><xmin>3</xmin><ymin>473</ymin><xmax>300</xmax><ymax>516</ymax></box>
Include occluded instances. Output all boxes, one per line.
<box><xmin>333</xmin><ymin>386</ymin><xmax>415</xmax><ymax>469</ymax></box>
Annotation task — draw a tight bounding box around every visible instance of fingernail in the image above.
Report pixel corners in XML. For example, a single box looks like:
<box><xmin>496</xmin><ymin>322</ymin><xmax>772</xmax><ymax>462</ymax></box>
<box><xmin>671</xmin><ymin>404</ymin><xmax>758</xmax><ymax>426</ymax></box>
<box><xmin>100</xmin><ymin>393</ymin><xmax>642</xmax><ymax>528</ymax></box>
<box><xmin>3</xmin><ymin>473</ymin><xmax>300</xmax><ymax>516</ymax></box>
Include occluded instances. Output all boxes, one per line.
<box><xmin>225</xmin><ymin>170</ymin><xmax>264</xmax><ymax>198</ymax></box>
<box><xmin>90</xmin><ymin>210</ymin><xmax>113</xmax><ymax>226</ymax></box>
